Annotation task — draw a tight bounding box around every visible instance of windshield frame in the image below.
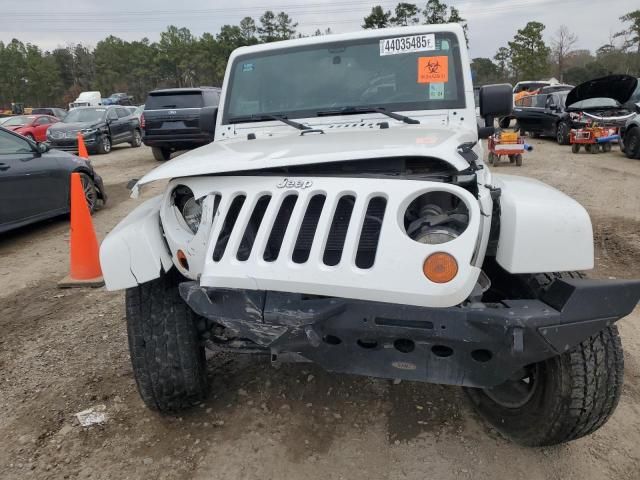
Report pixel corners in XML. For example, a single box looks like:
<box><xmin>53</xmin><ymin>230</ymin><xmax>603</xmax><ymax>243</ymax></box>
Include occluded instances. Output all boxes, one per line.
<box><xmin>63</xmin><ymin>108</ymin><xmax>107</xmax><ymax>123</ymax></box>
<box><xmin>222</xmin><ymin>32</ymin><xmax>465</xmax><ymax>124</ymax></box>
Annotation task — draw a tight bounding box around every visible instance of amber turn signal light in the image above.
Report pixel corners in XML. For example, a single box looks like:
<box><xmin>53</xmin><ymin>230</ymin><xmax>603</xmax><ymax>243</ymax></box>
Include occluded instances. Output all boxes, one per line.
<box><xmin>423</xmin><ymin>252</ymin><xmax>458</xmax><ymax>283</ymax></box>
<box><xmin>177</xmin><ymin>249</ymin><xmax>189</xmax><ymax>270</ymax></box>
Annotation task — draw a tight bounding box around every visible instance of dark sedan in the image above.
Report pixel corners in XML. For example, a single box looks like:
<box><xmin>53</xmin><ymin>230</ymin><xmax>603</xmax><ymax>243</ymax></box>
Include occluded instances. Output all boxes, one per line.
<box><xmin>0</xmin><ymin>126</ymin><xmax>106</xmax><ymax>233</ymax></box>
<box><xmin>47</xmin><ymin>105</ymin><xmax>141</xmax><ymax>155</ymax></box>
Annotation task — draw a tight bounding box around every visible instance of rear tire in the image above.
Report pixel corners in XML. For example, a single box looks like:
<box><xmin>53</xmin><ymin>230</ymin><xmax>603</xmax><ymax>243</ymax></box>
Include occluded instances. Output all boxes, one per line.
<box><xmin>126</xmin><ymin>270</ymin><xmax>209</xmax><ymax>412</ymax></box>
<box><xmin>623</xmin><ymin>128</ymin><xmax>640</xmax><ymax>159</ymax></box>
<box><xmin>465</xmin><ymin>325</ymin><xmax>623</xmax><ymax>446</ymax></box>
<box><xmin>152</xmin><ymin>147</ymin><xmax>171</xmax><ymax>161</ymax></box>
<box><xmin>571</xmin><ymin>143</ymin><xmax>580</xmax><ymax>153</ymax></box>
<box><xmin>515</xmin><ymin>153</ymin><xmax>522</xmax><ymax>166</ymax></box>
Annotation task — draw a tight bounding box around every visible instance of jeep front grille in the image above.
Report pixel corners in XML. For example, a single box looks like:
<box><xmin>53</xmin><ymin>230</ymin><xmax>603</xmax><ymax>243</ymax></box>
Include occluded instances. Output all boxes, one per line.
<box><xmin>170</xmin><ymin>176</ymin><xmax>483</xmax><ymax>308</ymax></box>
<box><xmin>210</xmin><ymin>191</ymin><xmax>387</xmax><ymax>270</ymax></box>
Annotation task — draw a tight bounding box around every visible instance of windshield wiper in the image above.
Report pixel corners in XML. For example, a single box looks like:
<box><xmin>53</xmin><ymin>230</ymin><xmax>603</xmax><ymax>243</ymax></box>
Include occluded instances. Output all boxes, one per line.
<box><xmin>316</xmin><ymin>106</ymin><xmax>419</xmax><ymax>124</ymax></box>
<box><xmin>228</xmin><ymin>113</ymin><xmax>311</xmax><ymax>130</ymax></box>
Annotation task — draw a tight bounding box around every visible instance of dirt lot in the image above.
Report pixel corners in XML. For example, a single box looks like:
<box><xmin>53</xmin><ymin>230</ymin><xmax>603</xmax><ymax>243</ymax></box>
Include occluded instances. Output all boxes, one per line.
<box><xmin>1</xmin><ymin>139</ymin><xmax>639</xmax><ymax>480</ymax></box>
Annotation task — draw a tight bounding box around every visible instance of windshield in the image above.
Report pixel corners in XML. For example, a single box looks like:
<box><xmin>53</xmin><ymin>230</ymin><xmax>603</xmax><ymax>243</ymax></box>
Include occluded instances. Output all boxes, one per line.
<box><xmin>224</xmin><ymin>32</ymin><xmax>464</xmax><ymax>122</ymax></box>
<box><xmin>64</xmin><ymin>108</ymin><xmax>106</xmax><ymax>123</ymax></box>
<box><xmin>3</xmin><ymin>115</ymin><xmax>34</xmax><ymax>126</ymax></box>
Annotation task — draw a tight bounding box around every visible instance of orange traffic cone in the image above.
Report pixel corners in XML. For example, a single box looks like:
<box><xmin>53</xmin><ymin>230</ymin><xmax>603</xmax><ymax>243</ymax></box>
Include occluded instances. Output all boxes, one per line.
<box><xmin>76</xmin><ymin>132</ymin><xmax>89</xmax><ymax>159</ymax></box>
<box><xmin>58</xmin><ymin>172</ymin><xmax>104</xmax><ymax>288</ymax></box>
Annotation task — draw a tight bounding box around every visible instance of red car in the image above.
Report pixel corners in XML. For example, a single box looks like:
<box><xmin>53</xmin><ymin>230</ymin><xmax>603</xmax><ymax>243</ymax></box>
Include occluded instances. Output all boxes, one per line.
<box><xmin>2</xmin><ymin>114</ymin><xmax>60</xmax><ymax>142</ymax></box>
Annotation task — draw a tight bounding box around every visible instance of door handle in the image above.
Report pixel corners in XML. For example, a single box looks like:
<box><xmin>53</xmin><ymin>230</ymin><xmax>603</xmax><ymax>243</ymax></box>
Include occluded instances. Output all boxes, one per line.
<box><xmin>0</xmin><ymin>163</ymin><xmax>10</xmax><ymax>171</ymax></box>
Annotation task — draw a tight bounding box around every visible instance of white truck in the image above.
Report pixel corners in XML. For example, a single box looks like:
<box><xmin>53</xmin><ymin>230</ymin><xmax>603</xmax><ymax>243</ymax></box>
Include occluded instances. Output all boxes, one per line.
<box><xmin>69</xmin><ymin>91</ymin><xmax>102</xmax><ymax>109</ymax></box>
<box><xmin>99</xmin><ymin>24</ymin><xmax>640</xmax><ymax>446</ymax></box>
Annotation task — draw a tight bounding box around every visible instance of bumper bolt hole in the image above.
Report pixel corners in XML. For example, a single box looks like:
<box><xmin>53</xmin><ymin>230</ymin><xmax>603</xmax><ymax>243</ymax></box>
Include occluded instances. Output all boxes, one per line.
<box><xmin>431</xmin><ymin>345</ymin><xmax>453</xmax><ymax>358</ymax></box>
<box><xmin>323</xmin><ymin>335</ymin><xmax>342</xmax><ymax>345</ymax></box>
<box><xmin>357</xmin><ymin>339</ymin><xmax>378</xmax><ymax>349</ymax></box>
<box><xmin>471</xmin><ymin>349</ymin><xmax>492</xmax><ymax>362</ymax></box>
<box><xmin>393</xmin><ymin>339</ymin><xmax>415</xmax><ymax>353</ymax></box>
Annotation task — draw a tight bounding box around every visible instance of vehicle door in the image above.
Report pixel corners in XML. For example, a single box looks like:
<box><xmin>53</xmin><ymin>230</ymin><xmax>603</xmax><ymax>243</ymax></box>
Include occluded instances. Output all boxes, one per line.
<box><xmin>106</xmin><ymin>108</ymin><xmax>124</xmax><ymax>143</ymax></box>
<box><xmin>116</xmin><ymin>107</ymin><xmax>134</xmax><ymax>142</ymax></box>
<box><xmin>33</xmin><ymin>116</ymin><xmax>53</xmax><ymax>142</ymax></box>
<box><xmin>514</xmin><ymin>94</ymin><xmax>547</xmax><ymax>134</ymax></box>
<box><xmin>542</xmin><ymin>94</ymin><xmax>561</xmax><ymax>135</ymax></box>
<box><xmin>0</xmin><ymin>129</ymin><xmax>66</xmax><ymax>226</ymax></box>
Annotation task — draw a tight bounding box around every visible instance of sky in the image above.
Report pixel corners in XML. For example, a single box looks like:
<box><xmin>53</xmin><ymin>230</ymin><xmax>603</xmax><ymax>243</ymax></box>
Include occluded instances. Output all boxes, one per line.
<box><xmin>0</xmin><ymin>0</ymin><xmax>634</xmax><ymax>58</ymax></box>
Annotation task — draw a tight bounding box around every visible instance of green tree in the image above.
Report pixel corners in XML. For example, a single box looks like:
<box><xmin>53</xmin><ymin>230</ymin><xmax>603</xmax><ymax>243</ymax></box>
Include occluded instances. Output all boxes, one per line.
<box><xmin>275</xmin><ymin>12</ymin><xmax>297</xmax><ymax>40</ymax></box>
<box><xmin>423</xmin><ymin>0</ymin><xmax>448</xmax><ymax>24</ymax></box>
<box><xmin>493</xmin><ymin>46</ymin><xmax>512</xmax><ymax>80</ymax></box>
<box><xmin>508</xmin><ymin>22</ymin><xmax>550</xmax><ymax>80</ymax></box>
<box><xmin>616</xmin><ymin>10</ymin><xmax>640</xmax><ymax>53</ymax></box>
<box><xmin>239</xmin><ymin>17</ymin><xmax>258</xmax><ymax>45</ymax></box>
<box><xmin>471</xmin><ymin>58</ymin><xmax>499</xmax><ymax>85</ymax></box>
<box><xmin>390</xmin><ymin>3</ymin><xmax>420</xmax><ymax>26</ymax></box>
<box><xmin>157</xmin><ymin>26</ymin><xmax>198</xmax><ymax>87</ymax></box>
<box><xmin>258</xmin><ymin>11</ymin><xmax>278</xmax><ymax>42</ymax></box>
<box><xmin>362</xmin><ymin>6</ymin><xmax>391</xmax><ymax>29</ymax></box>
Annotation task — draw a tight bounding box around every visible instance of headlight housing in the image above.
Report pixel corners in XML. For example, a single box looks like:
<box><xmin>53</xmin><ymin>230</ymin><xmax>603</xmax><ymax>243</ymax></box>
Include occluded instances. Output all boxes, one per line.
<box><xmin>81</xmin><ymin>127</ymin><xmax>98</xmax><ymax>136</ymax></box>
<box><xmin>171</xmin><ymin>186</ymin><xmax>202</xmax><ymax>234</ymax></box>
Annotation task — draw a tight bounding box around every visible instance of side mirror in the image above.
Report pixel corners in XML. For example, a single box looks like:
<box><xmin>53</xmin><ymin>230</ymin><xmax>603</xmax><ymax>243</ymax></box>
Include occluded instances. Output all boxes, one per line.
<box><xmin>479</xmin><ymin>83</ymin><xmax>513</xmax><ymax>127</ymax></box>
<box><xmin>199</xmin><ymin>106</ymin><xmax>218</xmax><ymax>135</ymax></box>
<box><xmin>37</xmin><ymin>142</ymin><xmax>50</xmax><ymax>154</ymax></box>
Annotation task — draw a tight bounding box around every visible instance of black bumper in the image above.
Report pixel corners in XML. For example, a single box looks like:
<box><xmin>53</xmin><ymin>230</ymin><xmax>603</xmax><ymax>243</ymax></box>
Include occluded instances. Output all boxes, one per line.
<box><xmin>179</xmin><ymin>278</ymin><xmax>640</xmax><ymax>388</ymax></box>
<box><xmin>142</xmin><ymin>132</ymin><xmax>212</xmax><ymax>149</ymax></box>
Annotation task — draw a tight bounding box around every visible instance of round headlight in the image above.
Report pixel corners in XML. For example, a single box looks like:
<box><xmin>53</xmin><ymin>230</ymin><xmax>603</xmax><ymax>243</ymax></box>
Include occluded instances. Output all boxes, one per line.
<box><xmin>181</xmin><ymin>196</ymin><xmax>202</xmax><ymax>234</ymax></box>
<box><xmin>172</xmin><ymin>186</ymin><xmax>202</xmax><ymax>234</ymax></box>
<box><xmin>413</xmin><ymin>226</ymin><xmax>459</xmax><ymax>245</ymax></box>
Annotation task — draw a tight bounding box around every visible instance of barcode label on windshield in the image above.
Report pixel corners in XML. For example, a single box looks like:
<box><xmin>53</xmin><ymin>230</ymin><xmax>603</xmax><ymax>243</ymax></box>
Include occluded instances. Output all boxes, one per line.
<box><xmin>379</xmin><ymin>34</ymin><xmax>435</xmax><ymax>56</ymax></box>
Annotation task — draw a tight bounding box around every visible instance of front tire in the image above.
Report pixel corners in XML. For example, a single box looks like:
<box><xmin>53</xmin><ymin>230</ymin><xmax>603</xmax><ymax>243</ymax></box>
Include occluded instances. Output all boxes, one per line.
<box><xmin>126</xmin><ymin>270</ymin><xmax>209</xmax><ymax>412</ymax></box>
<box><xmin>465</xmin><ymin>326</ymin><xmax>623</xmax><ymax>446</ymax></box>
<box><xmin>130</xmin><ymin>129</ymin><xmax>142</xmax><ymax>148</ymax></box>
<box><xmin>623</xmin><ymin>128</ymin><xmax>640</xmax><ymax>159</ymax></box>
<box><xmin>556</xmin><ymin>121</ymin><xmax>570</xmax><ymax>145</ymax></box>
<box><xmin>96</xmin><ymin>135</ymin><xmax>111</xmax><ymax>154</ymax></box>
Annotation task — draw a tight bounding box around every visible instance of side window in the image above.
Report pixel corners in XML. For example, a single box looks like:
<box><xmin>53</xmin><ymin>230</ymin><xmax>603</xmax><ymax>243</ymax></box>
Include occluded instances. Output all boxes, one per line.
<box><xmin>545</xmin><ymin>95</ymin><xmax>555</xmax><ymax>109</ymax></box>
<box><xmin>107</xmin><ymin>109</ymin><xmax>118</xmax><ymax>121</ymax></box>
<box><xmin>36</xmin><ymin>117</ymin><xmax>50</xmax><ymax>125</ymax></box>
<box><xmin>0</xmin><ymin>130</ymin><xmax>33</xmax><ymax>155</ymax></box>
<box><xmin>116</xmin><ymin>108</ymin><xmax>129</xmax><ymax>118</ymax></box>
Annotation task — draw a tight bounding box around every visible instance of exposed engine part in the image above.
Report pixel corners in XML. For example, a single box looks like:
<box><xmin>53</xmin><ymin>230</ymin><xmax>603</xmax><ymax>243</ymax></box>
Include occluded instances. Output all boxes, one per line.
<box><xmin>405</xmin><ymin>192</ymin><xmax>469</xmax><ymax>244</ymax></box>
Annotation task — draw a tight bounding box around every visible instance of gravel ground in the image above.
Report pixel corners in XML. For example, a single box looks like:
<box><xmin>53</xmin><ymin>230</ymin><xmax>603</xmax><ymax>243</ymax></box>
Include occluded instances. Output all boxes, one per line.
<box><xmin>0</xmin><ymin>139</ymin><xmax>639</xmax><ymax>480</ymax></box>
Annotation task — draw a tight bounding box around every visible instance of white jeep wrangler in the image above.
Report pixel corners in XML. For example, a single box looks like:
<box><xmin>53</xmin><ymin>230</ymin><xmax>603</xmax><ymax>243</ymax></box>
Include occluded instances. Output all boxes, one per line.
<box><xmin>100</xmin><ymin>25</ymin><xmax>640</xmax><ymax>446</ymax></box>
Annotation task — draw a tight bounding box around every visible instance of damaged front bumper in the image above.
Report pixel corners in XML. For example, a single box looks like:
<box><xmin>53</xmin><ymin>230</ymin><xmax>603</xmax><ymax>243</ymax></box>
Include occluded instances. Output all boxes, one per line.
<box><xmin>180</xmin><ymin>277</ymin><xmax>640</xmax><ymax>388</ymax></box>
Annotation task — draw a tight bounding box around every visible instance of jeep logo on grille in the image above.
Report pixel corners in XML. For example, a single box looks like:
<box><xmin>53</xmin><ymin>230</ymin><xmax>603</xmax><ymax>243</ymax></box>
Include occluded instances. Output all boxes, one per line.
<box><xmin>276</xmin><ymin>178</ymin><xmax>313</xmax><ymax>189</ymax></box>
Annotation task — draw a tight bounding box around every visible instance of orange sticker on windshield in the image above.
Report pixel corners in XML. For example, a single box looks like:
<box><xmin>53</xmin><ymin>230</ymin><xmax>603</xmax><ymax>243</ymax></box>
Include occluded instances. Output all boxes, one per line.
<box><xmin>418</xmin><ymin>56</ymin><xmax>448</xmax><ymax>83</ymax></box>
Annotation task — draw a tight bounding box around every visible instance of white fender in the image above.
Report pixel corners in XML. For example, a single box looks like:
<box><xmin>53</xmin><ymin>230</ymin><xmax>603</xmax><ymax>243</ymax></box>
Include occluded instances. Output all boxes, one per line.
<box><xmin>99</xmin><ymin>195</ymin><xmax>173</xmax><ymax>290</ymax></box>
<box><xmin>493</xmin><ymin>174</ymin><xmax>594</xmax><ymax>273</ymax></box>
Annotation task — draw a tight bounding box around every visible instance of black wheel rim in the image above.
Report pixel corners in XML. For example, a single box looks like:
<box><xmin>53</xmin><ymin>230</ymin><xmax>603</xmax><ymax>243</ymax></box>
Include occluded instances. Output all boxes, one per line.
<box><xmin>557</xmin><ymin>125</ymin><xmax>565</xmax><ymax>144</ymax></box>
<box><xmin>81</xmin><ymin>176</ymin><xmax>96</xmax><ymax>211</ymax></box>
<box><xmin>483</xmin><ymin>364</ymin><xmax>538</xmax><ymax>408</ymax></box>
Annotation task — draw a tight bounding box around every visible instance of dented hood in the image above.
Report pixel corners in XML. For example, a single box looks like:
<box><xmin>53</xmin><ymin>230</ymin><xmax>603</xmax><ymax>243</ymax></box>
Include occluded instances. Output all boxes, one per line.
<box><xmin>133</xmin><ymin>126</ymin><xmax>473</xmax><ymax>196</ymax></box>
<box><xmin>565</xmin><ymin>74</ymin><xmax>638</xmax><ymax>108</ymax></box>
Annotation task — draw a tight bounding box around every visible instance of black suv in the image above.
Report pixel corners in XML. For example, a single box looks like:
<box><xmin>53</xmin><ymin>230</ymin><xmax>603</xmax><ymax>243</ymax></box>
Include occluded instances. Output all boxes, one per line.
<box><xmin>142</xmin><ymin>87</ymin><xmax>220</xmax><ymax>161</ymax></box>
<box><xmin>47</xmin><ymin>106</ymin><xmax>141</xmax><ymax>154</ymax></box>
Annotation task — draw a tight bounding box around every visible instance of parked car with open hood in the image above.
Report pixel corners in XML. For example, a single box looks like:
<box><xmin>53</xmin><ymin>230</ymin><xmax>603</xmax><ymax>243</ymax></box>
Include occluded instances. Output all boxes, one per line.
<box><xmin>99</xmin><ymin>25</ymin><xmax>640</xmax><ymax>447</ymax></box>
<box><xmin>513</xmin><ymin>75</ymin><xmax>638</xmax><ymax>145</ymax></box>
<box><xmin>1</xmin><ymin>114</ymin><xmax>59</xmax><ymax>142</ymax></box>
<box><xmin>47</xmin><ymin>105</ymin><xmax>141</xmax><ymax>154</ymax></box>
<box><xmin>0</xmin><ymin>126</ymin><xmax>106</xmax><ymax>233</ymax></box>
